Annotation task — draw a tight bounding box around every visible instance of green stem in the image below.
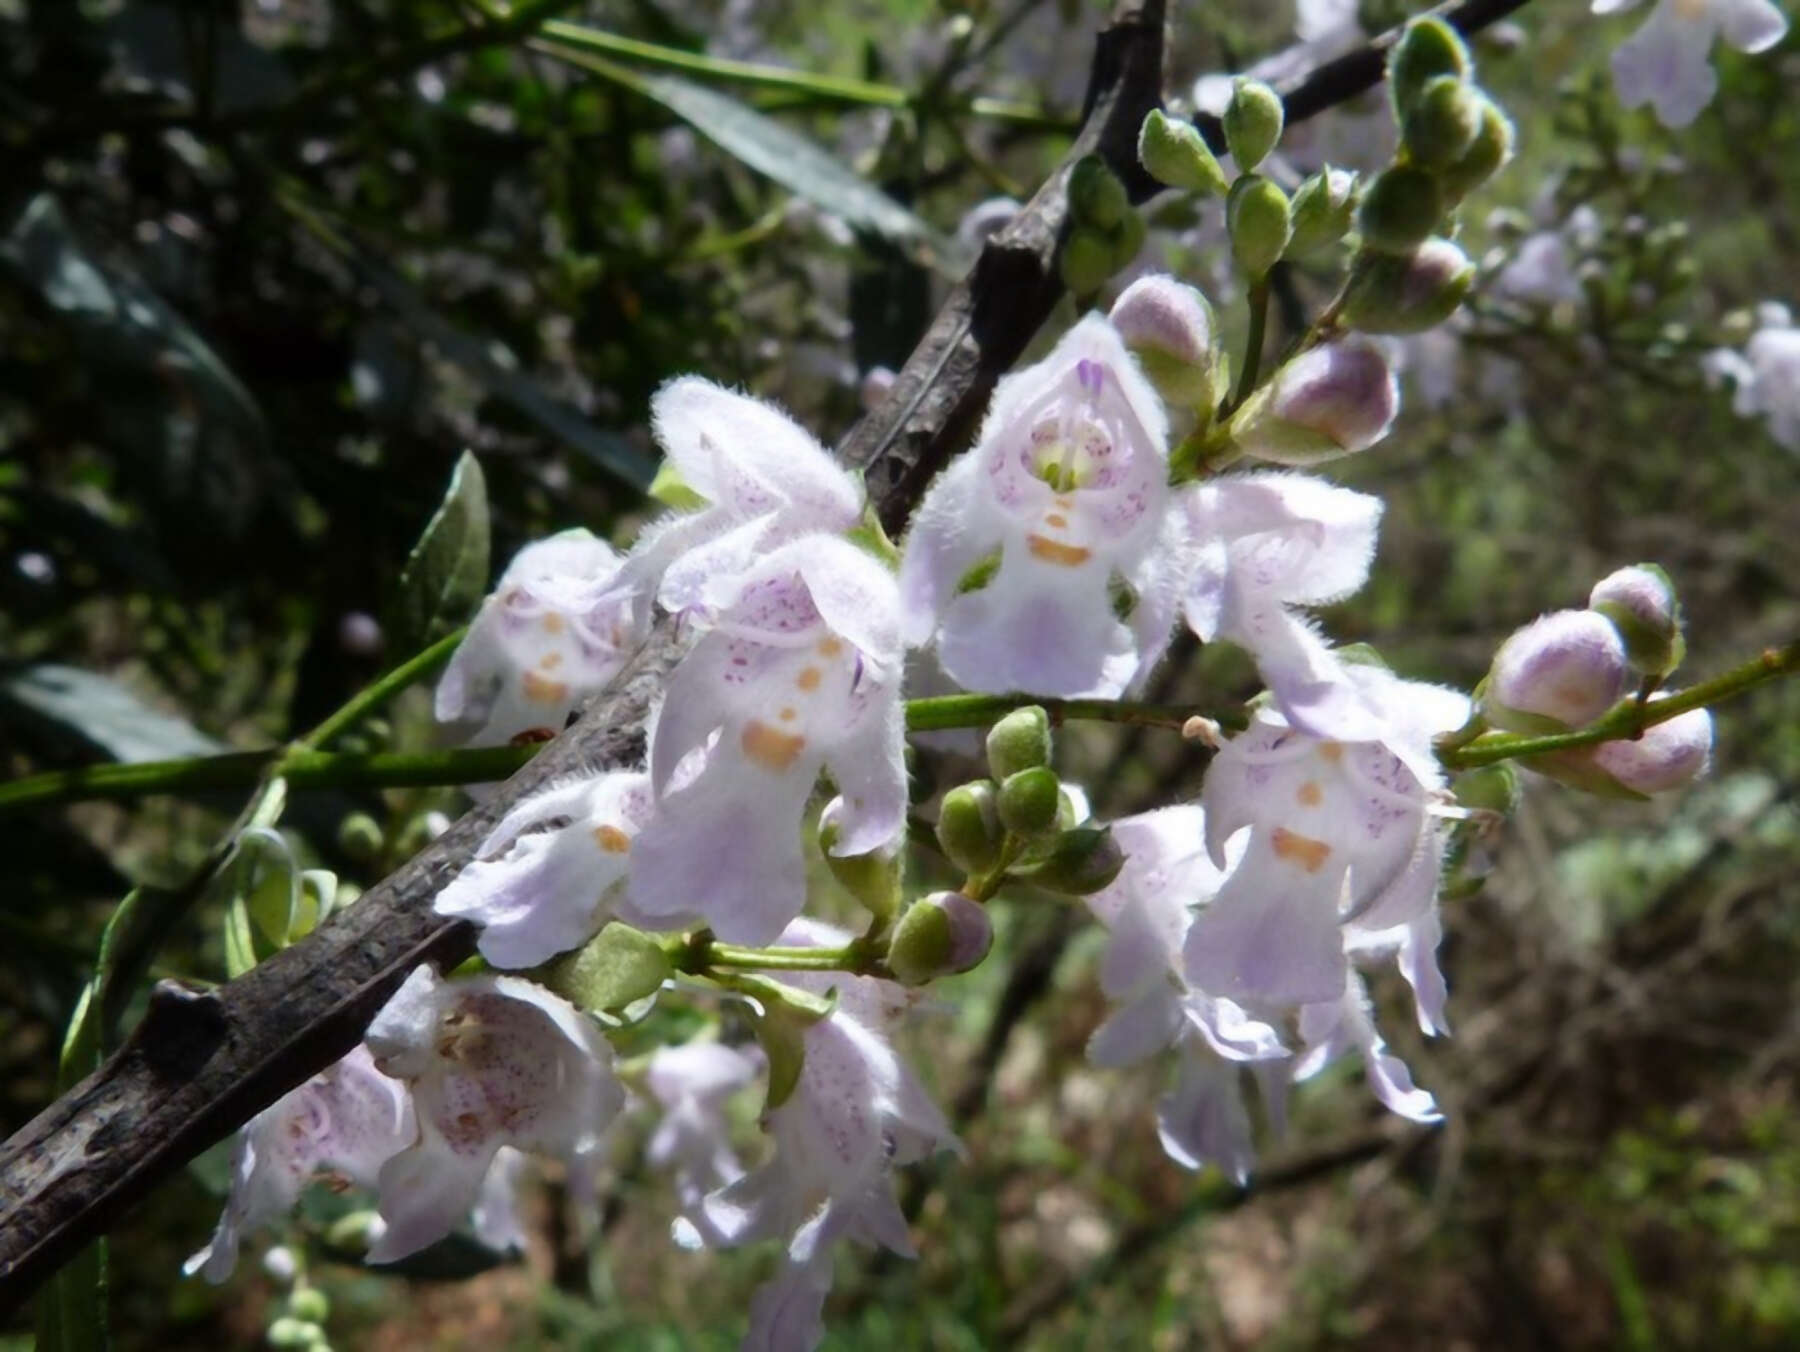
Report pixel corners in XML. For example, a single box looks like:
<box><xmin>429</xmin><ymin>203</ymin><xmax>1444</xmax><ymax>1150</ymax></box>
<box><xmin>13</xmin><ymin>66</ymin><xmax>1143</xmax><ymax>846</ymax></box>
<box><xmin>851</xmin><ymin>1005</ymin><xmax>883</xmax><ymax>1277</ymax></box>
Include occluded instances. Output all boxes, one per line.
<box><xmin>1442</xmin><ymin>641</ymin><xmax>1800</xmax><ymax>770</ymax></box>
<box><xmin>700</xmin><ymin>942</ymin><xmax>869</xmax><ymax>973</ymax></box>
<box><xmin>1226</xmin><ymin>275</ymin><xmax>1272</xmax><ymax>415</ymax></box>
<box><xmin>302</xmin><ymin>627</ymin><xmax>466</xmax><ymax>750</ymax></box>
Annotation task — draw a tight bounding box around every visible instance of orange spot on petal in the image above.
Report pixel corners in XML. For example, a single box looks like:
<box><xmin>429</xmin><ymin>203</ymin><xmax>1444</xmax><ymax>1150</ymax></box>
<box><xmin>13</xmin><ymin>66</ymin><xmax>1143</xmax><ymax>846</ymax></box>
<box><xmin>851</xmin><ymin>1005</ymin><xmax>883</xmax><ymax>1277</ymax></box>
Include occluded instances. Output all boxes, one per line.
<box><xmin>593</xmin><ymin>824</ymin><xmax>631</xmax><ymax>854</ymax></box>
<box><xmin>1271</xmin><ymin>827</ymin><xmax>1332</xmax><ymax>874</ymax></box>
<box><xmin>521</xmin><ymin>670</ymin><xmax>570</xmax><ymax>704</ymax></box>
<box><xmin>741</xmin><ymin>719</ymin><xmax>808</xmax><ymax>771</ymax></box>
<box><xmin>1044</xmin><ymin>513</ymin><xmax>1069</xmax><ymax>528</ymax></box>
<box><xmin>1316</xmin><ymin>741</ymin><xmax>1343</xmax><ymax>764</ymax></box>
<box><xmin>779</xmin><ymin>706</ymin><xmax>797</xmax><ymax>721</ymax></box>
<box><xmin>541</xmin><ymin>613</ymin><xmax>565</xmax><ymax>635</ymax></box>
<box><xmin>538</xmin><ymin>651</ymin><xmax>564</xmax><ymax>670</ymax></box>
<box><xmin>1296</xmin><ymin>781</ymin><xmax>1323</xmax><ymax>807</ymax></box>
<box><xmin>817</xmin><ymin>637</ymin><xmax>844</xmax><ymax>657</ymax></box>
<box><xmin>1026</xmin><ymin>533</ymin><xmax>1092</xmax><ymax>567</ymax></box>
<box><xmin>796</xmin><ymin>666</ymin><xmax>822</xmax><ymax>691</ymax></box>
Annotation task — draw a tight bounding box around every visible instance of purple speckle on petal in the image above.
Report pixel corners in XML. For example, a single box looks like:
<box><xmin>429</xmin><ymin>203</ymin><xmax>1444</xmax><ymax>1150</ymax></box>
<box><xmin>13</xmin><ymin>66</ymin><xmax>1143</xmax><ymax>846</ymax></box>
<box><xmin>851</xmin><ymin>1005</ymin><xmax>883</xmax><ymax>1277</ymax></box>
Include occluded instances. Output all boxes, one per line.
<box><xmin>850</xmin><ymin>651</ymin><xmax>865</xmax><ymax>694</ymax></box>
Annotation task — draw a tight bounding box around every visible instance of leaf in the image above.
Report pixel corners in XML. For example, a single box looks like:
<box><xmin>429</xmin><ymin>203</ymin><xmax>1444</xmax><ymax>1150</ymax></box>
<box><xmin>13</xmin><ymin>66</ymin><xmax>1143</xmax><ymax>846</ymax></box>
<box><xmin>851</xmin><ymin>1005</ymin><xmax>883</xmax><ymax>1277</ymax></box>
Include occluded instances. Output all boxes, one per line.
<box><xmin>389</xmin><ymin>451</ymin><xmax>491</xmax><ymax>656</ymax></box>
<box><xmin>540</xmin><ymin>923</ymin><xmax>673</xmax><ymax>1012</ymax></box>
<box><xmin>0</xmin><ymin>193</ymin><xmax>268</xmax><ymax>534</ymax></box>
<box><xmin>0</xmin><ymin>664</ymin><xmax>224</xmax><ymax>764</ymax></box>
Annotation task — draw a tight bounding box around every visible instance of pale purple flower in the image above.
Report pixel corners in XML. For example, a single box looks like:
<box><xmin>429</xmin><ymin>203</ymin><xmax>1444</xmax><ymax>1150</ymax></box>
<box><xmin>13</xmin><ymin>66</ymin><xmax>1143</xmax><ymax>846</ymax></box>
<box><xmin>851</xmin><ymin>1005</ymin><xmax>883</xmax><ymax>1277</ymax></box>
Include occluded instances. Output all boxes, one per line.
<box><xmin>619</xmin><ymin>378</ymin><xmax>864</xmax><ymax>616</ymax></box>
<box><xmin>363</xmin><ymin>966</ymin><xmax>625</xmax><ymax>1263</ymax></box>
<box><xmin>1184</xmin><ymin>672</ymin><xmax>1467</xmax><ymax>1009</ymax></box>
<box><xmin>469</xmin><ymin>1146</ymin><xmax>531</xmax><ymax>1254</ymax></box>
<box><xmin>436</xmin><ymin>530</ymin><xmax>642</xmax><ymax>747</ymax></box>
<box><xmin>1704</xmin><ymin>304</ymin><xmax>1800</xmax><ymax>450</ymax></box>
<box><xmin>1177</xmin><ymin>470</ymin><xmax>1383</xmax><ymax>739</ymax></box>
<box><xmin>186</xmin><ymin>1045</ymin><xmax>413</xmax><ymax>1283</ymax></box>
<box><xmin>647</xmin><ymin>1041</ymin><xmax>762</xmax><ymax>1236</ymax></box>
<box><xmin>899</xmin><ymin>313</ymin><xmax>1176</xmax><ymax>697</ymax></box>
<box><xmin>696</xmin><ymin>922</ymin><xmax>958</xmax><ymax>1352</ymax></box>
<box><xmin>1293</xmin><ymin>969</ymin><xmax>1442</xmax><ymax>1124</ymax></box>
<box><xmin>1596</xmin><ymin>0</ymin><xmax>1788</xmax><ymax>128</ymax></box>
<box><xmin>629</xmin><ymin>535</ymin><xmax>907</xmax><ymax>944</ymax></box>
<box><xmin>433</xmin><ymin>770</ymin><xmax>663</xmax><ymax>967</ymax></box>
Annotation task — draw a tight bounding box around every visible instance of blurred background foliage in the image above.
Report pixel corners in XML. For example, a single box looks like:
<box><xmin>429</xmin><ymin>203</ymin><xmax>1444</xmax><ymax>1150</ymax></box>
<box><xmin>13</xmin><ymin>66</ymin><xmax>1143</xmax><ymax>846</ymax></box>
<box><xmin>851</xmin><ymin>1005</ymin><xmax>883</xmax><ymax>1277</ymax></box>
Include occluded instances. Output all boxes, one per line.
<box><xmin>2</xmin><ymin>0</ymin><xmax>1799</xmax><ymax>1347</ymax></box>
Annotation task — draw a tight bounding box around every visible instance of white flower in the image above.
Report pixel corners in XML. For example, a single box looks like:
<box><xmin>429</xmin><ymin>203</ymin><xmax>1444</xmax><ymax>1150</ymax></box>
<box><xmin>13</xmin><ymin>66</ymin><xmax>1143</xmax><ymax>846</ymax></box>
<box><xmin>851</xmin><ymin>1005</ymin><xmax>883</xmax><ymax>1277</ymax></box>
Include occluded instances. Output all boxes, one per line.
<box><xmin>363</xmin><ymin>966</ymin><xmax>625</xmax><ymax>1263</ymax></box>
<box><xmin>433</xmin><ymin>769</ymin><xmax>662</xmax><ymax>967</ymax></box>
<box><xmin>619</xmin><ymin>377</ymin><xmax>865</xmax><ymax>617</ymax></box>
<box><xmin>436</xmin><ymin>530</ymin><xmax>642</xmax><ymax>747</ymax></box>
<box><xmin>1596</xmin><ymin>0</ymin><xmax>1788</xmax><ymax>129</ymax></box>
<box><xmin>696</xmin><ymin>923</ymin><xmax>958</xmax><ymax>1352</ymax></box>
<box><xmin>1083</xmin><ymin>806</ymin><xmax>1288</xmax><ymax>1181</ymax></box>
<box><xmin>1178</xmin><ymin>470</ymin><xmax>1384</xmax><ymax>739</ymax></box>
<box><xmin>469</xmin><ymin>1147</ymin><xmax>531</xmax><ymax>1255</ymax></box>
<box><xmin>1294</xmin><ymin>968</ymin><xmax>1442</xmax><ymax>1123</ymax></box>
<box><xmin>646</xmin><ymin>1041</ymin><xmax>762</xmax><ymax>1237</ymax></box>
<box><xmin>1184</xmin><ymin>671</ymin><xmax>1468</xmax><ymax>1009</ymax></box>
<box><xmin>899</xmin><ymin>313</ymin><xmax>1176</xmax><ymax>697</ymax></box>
<box><xmin>186</xmin><ymin>1045</ymin><xmax>413</xmax><ymax>1283</ymax></box>
<box><xmin>628</xmin><ymin>535</ymin><xmax>908</xmax><ymax>944</ymax></box>
<box><xmin>1705</xmin><ymin>304</ymin><xmax>1800</xmax><ymax>450</ymax></box>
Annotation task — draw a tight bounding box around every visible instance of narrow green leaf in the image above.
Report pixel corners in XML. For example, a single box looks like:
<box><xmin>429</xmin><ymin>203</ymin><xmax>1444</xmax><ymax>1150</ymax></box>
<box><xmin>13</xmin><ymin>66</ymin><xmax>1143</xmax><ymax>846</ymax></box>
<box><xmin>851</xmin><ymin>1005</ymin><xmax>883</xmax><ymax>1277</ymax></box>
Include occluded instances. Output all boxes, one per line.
<box><xmin>0</xmin><ymin>664</ymin><xmax>224</xmax><ymax>765</ymax></box>
<box><xmin>389</xmin><ymin>451</ymin><xmax>491</xmax><ymax>656</ymax></box>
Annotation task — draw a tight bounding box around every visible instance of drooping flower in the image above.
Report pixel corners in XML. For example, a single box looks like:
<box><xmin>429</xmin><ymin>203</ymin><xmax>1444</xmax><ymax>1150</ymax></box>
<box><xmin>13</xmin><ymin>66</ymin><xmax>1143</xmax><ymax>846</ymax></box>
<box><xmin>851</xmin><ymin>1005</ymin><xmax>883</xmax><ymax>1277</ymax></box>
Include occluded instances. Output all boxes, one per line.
<box><xmin>1595</xmin><ymin>0</ymin><xmax>1788</xmax><ymax>128</ymax></box>
<box><xmin>1177</xmin><ymin>470</ymin><xmax>1384</xmax><ymax>740</ymax></box>
<box><xmin>1293</xmin><ymin>968</ymin><xmax>1442</xmax><ymax>1124</ymax></box>
<box><xmin>186</xmin><ymin>1045</ymin><xmax>413</xmax><ymax>1283</ymax></box>
<box><xmin>619</xmin><ymin>378</ymin><xmax>865</xmax><ymax>617</ymax></box>
<box><xmin>1184</xmin><ymin>670</ymin><xmax>1469</xmax><ymax>1009</ymax></box>
<box><xmin>628</xmin><ymin>534</ymin><xmax>907</xmax><ymax>944</ymax></box>
<box><xmin>363</xmin><ymin>966</ymin><xmax>625</xmax><ymax>1263</ymax></box>
<box><xmin>436</xmin><ymin>530</ymin><xmax>643</xmax><ymax>747</ymax></box>
<box><xmin>899</xmin><ymin>312</ymin><xmax>1176</xmax><ymax>697</ymax></box>
<box><xmin>694</xmin><ymin>922</ymin><xmax>958</xmax><ymax>1352</ymax></box>
<box><xmin>433</xmin><ymin>769</ymin><xmax>665</xmax><ymax>967</ymax></box>
<box><xmin>1083</xmin><ymin>806</ymin><xmax>1288</xmax><ymax>1181</ymax></box>
<box><xmin>646</xmin><ymin>1041</ymin><xmax>762</xmax><ymax>1236</ymax></box>
<box><xmin>1703</xmin><ymin>303</ymin><xmax>1800</xmax><ymax>451</ymax></box>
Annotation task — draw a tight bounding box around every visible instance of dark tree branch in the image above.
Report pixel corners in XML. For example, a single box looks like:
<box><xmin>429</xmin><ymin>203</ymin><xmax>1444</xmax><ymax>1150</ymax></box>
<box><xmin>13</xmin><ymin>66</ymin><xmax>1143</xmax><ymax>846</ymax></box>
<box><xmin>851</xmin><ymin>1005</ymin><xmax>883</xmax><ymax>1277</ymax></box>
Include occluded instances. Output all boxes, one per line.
<box><xmin>0</xmin><ymin>0</ymin><xmax>1534</xmax><ymax>1310</ymax></box>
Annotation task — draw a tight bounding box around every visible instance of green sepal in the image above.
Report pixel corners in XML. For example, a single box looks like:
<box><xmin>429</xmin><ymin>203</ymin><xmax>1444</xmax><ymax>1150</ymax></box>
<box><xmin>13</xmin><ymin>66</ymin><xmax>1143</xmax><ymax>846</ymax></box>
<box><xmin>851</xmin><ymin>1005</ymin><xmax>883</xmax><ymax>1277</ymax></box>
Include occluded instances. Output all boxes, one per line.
<box><xmin>537</xmin><ymin>922</ymin><xmax>674</xmax><ymax>1013</ymax></box>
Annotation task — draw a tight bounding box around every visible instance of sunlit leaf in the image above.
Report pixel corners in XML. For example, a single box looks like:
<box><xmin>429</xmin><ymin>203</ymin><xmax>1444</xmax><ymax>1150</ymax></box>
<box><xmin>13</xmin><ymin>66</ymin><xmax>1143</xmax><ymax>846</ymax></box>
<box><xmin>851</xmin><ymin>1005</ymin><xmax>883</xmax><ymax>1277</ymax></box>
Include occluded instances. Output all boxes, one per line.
<box><xmin>389</xmin><ymin>450</ymin><xmax>491</xmax><ymax>656</ymax></box>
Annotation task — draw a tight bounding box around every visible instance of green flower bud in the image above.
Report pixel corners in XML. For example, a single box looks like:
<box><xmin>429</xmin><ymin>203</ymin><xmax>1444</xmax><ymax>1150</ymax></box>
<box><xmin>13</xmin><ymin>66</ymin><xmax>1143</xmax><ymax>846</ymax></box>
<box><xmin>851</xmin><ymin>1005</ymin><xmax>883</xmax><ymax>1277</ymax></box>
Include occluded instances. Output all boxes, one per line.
<box><xmin>998</xmin><ymin>766</ymin><xmax>1062</xmax><ymax>839</ymax></box>
<box><xmin>937</xmin><ymin>781</ymin><xmax>1004</xmax><ymax>876</ymax></box>
<box><xmin>1437</xmin><ymin>97</ymin><xmax>1515</xmax><ymax>202</ymax></box>
<box><xmin>1060</xmin><ymin>227</ymin><xmax>1119</xmax><ymax>296</ymax></box>
<box><xmin>1012</xmin><ymin>825</ymin><xmax>1126</xmax><ymax>896</ymax></box>
<box><xmin>887</xmin><ymin>891</ymin><xmax>994</xmax><ymax>985</ymax></box>
<box><xmin>1589</xmin><ymin>564</ymin><xmax>1685</xmax><ymax>677</ymax></box>
<box><xmin>1356</xmin><ymin>166</ymin><xmax>1442</xmax><ymax>254</ymax></box>
<box><xmin>1227</xmin><ymin>174</ymin><xmax>1292</xmax><ymax>278</ymax></box>
<box><xmin>1223</xmin><ymin>78</ymin><xmax>1284</xmax><ymax>172</ymax></box>
<box><xmin>1453</xmin><ymin>762</ymin><xmax>1521</xmax><ymax>817</ymax></box>
<box><xmin>1340</xmin><ymin>237</ymin><xmax>1474</xmax><ymax>334</ymax></box>
<box><xmin>818</xmin><ymin>803</ymin><xmax>903</xmax><ymax>923</ymax></box>
<box><xmin>1138</xmin><ymin>108</ymin><xmax>1229</xmax><ymax>196</ymax></box>
<box><xmin>268</xmin><ymin>1319</ymin><xmax>325</xmax><ymax>1350</ymax></box>
<box><xmin>986</xmin><ymin>706</ymin><xmax>1053</xmax><ymax>780</ymax></box>
<box><xmin>1389</xmin><ymin>17</ymin><xmax>1470</xmax><ymax>119</ymax></box>
<box><xmin>288</xmin><ymin>1290</ymin><xmax>331</xmax><ymax>1324</ymax></box>
<box><xmin>335</xmin><ymin>812</ymin><xmax>384</xmax><ymax>865</ymax></box>
<box><xmin>1402</xmin><ymin>75</ymin><xmax>1482</xmax><ymax>169</ymax></box>
<box><xmin>1108</xmin><ymin>273</ymin><xmax>1219</xmax><ymax>407</ymax></box>
<box><xmin>1287</xmin><ymin>168</ymin><xmax>1358</xmax><ymax>257</ymax></box>
<box><xmin>1068</xmin><ymin>155</ymin><xmax>1130</xmax><ymax>230</ymax></box>
<box><xmin>1110</xmin><ymin>208</ymin><xmax>1147</xmax><ymax>269</ymax></box>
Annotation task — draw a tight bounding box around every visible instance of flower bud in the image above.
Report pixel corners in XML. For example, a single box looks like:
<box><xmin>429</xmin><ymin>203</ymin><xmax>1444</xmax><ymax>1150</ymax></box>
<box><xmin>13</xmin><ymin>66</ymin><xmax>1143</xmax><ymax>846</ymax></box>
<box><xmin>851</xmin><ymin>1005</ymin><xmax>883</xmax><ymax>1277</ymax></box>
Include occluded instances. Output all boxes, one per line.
<box><xmin>1402</xmin><ymin>74</ymin><xmax>1482</xmax><ymax>168</ymax></box>
<box><xmin>937</xmin><ymin>780</ymin><xmax>1004</xmax><ymax>876</ymax></box>
<box><xmin>1068</xmin><ymin>155</ymin><xmax>1130</xmax><ymax>230</ymax></box>
<box><xmin>288</xmin><ymin>1289</ymin><xmax>331</xmax><ymax>1324</ymax></box>
<box><xmin>1340</xmin><ymin>237</ymin><xmax>1474</xmax><ymax>334</ymax></box>
<box><xmin>1389</xmin><ymin>17</ymin><xmax>1471</xmax><ymax>119</ymax></box>
<box><xmin>1287</xmin><ymin>168</ymin><xmax>1358</xmax><ymax>257</ymax></box>
<box><xmin>1587</xmin><ymin>705</ymin><xmax>1713</xmax><ymax>795</ymax></box>
<box><xmin>1484</xmin><ymin>609</ymin><xmax>1629</xmax><ymax>733</ymax></box>
<box><xmin>1356</xmin><ymin>166</ymin><xmax>1442</xmax><ymax>255</ymax></box>
<box><xmin>335</xmin><ymin>811</ymin><xmax>384</xmax><ymax>865</ymax></box>
<box><xmin>998</xmin><ymin>766</ymin><xmax>1063</xmax><ymax>839</ymax></box>
<box><xmin>986</xmin><ymin>705</ymin><xmax>1053</xmax><ymax>781</ymax></box>
<box><xmin>1012</xmin><ymin>825</ymin><xmax>1126</xmax><ymax>895</ymax></box>
<box><xmin>267</xmin><ymin>1319</ymin><xmax>325</xmax><ymax>1350</ymax></box>
<box><xmin>1138</xmin><ymin>108</ymin><xmax>1229</xmax><ymax>197</ymax></box>
<box><xmin>1588</xmin><ymin>564</ymin><xmax>1684</xmax><ymax>677</ymax></box>
<box><xmin>887</xmin><ymin>891</ymin><xmax>994</xmax><ymax>985</ymax></box>
<box><xmin>1108</xmin><ymin>274</ymin><xmax>1219</xmax><ymax>406</ymax></box>
<box><xmin>1060</xmin><ymin>227</ymin><xmax>1119</xmax><ymax>296</ymax></box>
<box><xmin>1454</xmin><ymin>762</ymin><xmax>1522</xmax><ymax>816</ymax></box>
<box><xmin>1223</xmin><ymin>78</ymin><xmax>1284</xmax><ymax>172</ymax></box>
<box><xmin>1227</xmin><ymin>335</ymin><xmax>1398</xmax><ymax>465</ymax></box>
<box><xmin>1437</xmin><ymin>96</ymin><xmax>1514</xmax><ymax>202</ymax></box>
<box><xmin>1227</xmin><ymin>174</ymin><xmax>1292</xmax><ymax>278</ymax></box>
<box><xmin>818</xmin><ymin>802</ymin><xmax>903</xmax><ymax>923</ymax></box>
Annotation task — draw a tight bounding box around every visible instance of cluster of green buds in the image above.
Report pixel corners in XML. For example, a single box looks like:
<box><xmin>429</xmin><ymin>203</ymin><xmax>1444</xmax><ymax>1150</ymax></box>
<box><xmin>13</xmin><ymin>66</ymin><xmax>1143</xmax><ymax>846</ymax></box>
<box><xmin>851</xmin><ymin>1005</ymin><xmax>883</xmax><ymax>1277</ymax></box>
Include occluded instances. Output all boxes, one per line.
<box><xmin>1342</xmin><ymin>18</ymin><xmax>1513</xmax><ymax>334</ymax></box>
<box><xmin>262</xmin><ymin>1250</ymin><xmax>335</xmax><ymax>1352</ymax></box>
<box><xmin>904</xmin><ymin>706</ymin><xmax>1122</xmax><ymax>984</ymax></box>
<box><xmin>1061</xmin><ymin>156</ymin><xmax>1148</xmax><ymax>295</ymax></box>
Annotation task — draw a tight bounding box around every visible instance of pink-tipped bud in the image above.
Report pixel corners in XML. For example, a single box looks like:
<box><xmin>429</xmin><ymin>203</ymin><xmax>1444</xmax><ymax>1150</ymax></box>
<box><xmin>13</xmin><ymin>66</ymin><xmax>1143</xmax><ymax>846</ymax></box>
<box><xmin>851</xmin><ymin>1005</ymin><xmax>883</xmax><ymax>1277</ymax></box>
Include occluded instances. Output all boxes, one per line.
<box><xmin>1109</xmin><ymin>274</ymin><xmax>1218</xmax><ymax>406</ymax></box>
<box><xmin>888</xmin><ymin>891</ymin><xmax>994</xmax><ymax>986</ymax></box>
<box><xmin>1589</xmin><ymin>564</ymin><xmax>1684</xmax><ymax>676</ymax></box>
<box><xmin>1485</xmin><ymin>609</ymin><xmax>1630</xmax><ymax>732</ymax></box>
<box><xmin>1228</xmin><ymin>336</ymin><xmax>1399</xmax><ymax>465</ymax></box>
<box><xmin>1589</xmin><ymin>704</ymin><xmax>1713</xmax><ymax>795</ymax></box>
